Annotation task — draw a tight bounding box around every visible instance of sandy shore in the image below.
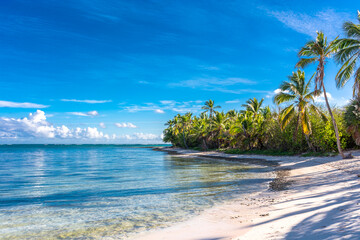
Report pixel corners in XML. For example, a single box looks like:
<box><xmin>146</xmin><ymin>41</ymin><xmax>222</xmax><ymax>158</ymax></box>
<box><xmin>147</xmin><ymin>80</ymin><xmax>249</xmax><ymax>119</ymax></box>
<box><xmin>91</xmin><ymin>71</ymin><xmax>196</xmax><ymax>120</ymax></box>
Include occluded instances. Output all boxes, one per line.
<box><xmin>132</xmin><ymin>148</ymin><xmax>360</xmax><ymax>240</ymax></box>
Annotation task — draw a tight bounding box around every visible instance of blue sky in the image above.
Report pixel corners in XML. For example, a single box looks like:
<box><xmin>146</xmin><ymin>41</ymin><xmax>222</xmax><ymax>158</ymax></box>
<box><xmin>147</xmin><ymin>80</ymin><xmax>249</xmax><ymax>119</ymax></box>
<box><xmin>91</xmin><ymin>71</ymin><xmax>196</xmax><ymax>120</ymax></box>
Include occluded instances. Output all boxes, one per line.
<box><xmin>0</xmin><ymin>0</ymin><xmax>358</xmax><ymax>143</ymax></box>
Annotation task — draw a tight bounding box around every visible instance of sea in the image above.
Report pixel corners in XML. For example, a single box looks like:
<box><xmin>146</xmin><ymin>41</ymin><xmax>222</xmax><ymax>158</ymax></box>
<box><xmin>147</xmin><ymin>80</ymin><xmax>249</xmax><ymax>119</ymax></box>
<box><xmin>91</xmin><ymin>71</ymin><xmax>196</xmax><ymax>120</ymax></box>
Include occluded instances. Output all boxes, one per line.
<box><xmin>0</xmin><ymin>145</ymin><xmax>273</xmax><ymax>239</ymax></box>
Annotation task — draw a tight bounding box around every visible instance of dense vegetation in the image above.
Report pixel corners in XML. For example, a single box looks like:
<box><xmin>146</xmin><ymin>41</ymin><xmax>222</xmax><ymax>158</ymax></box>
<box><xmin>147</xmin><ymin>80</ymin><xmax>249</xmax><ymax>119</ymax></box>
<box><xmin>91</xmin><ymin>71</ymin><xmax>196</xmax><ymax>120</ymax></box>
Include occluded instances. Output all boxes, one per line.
<box><xmin>163</xmin><ymin>12</ymin><xmax>360</xmax><ymax>157</ymax></box>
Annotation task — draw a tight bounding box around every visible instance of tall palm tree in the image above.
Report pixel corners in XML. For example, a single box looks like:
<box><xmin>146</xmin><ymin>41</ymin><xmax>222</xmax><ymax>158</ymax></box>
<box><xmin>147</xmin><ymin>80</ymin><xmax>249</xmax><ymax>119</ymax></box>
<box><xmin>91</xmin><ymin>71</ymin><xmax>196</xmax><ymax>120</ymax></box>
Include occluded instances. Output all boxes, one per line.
<box><xmin>335</xmin><ymin>11</ymin><xmax>360</xmax><ymax>97</ymax></box>
<box><xmin>202</xmin><ymin>99</ymin><xmax>221</xmax><ymax>118</ymax></box>
<box><xmin>274</xmin><ymin>70</ymin><xmax>327</xmax><ymax>150</ymax></box>
<box><xmin>241</xmin><ymin>98</ymin><xmax>264</xmax><ymax>115</ymax></box>
<box><xmin>296</xmin><ymin>31</ymin><xmax>345</xmax><ymax>158</ymax></box>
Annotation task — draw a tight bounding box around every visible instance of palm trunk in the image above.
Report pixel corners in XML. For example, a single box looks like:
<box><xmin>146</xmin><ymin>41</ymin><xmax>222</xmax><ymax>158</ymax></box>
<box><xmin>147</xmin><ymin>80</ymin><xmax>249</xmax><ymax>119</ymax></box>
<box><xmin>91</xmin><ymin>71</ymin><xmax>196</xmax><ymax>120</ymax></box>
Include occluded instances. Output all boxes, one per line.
<box><xmin>321</xmin><ymin>81</ymin><xmax>345</xmax><ymax>158</ymax></box>
<box><xmin>182</xmin><ymin>131</ymin><xmax>188</xmax><ymax>149</ymax></box>
<box><xmin>305</xmin><ymin>134</ymin><xmax>315</xmax><ymax>152</ymax></box>
<box><xmin>202</xmin><ymin>138</ymin><xmax>208</xmax><ymax>150</ymax></box>
<box><xmin>293</xmin><ymin>113</ymin><xmax>301</xmax><ymax>142</ymax></box>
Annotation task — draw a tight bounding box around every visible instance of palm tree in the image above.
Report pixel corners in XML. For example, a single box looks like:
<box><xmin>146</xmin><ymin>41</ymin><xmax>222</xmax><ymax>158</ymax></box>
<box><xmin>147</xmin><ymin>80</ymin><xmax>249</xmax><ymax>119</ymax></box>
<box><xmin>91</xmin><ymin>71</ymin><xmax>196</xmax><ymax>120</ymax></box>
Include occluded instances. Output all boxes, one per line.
<box><xmin>202</xmin><ymin>99</ymin><xmax>221</xmax><ymax>118</ymax></box>
<box><xmin>334</xmin><ymin>11</ymin><xmax>360</xmax><ymax>97</ymax></box>
<box><xmin>210</xmin><ymin>111</ymin><xmax>228</xmax><ymax>148</ymax></box>
<box><xmin>241</xmin><ymin>98</ymin><xmax>264</xmax><ymax>115</ymax></box>
<box><xmin>230</xmin><ymin>112</ymin><xmax>257</xmax><ymax>150</ymax></box>
<box><xmin>274</xmin><ymin>70</ymin><xmax>327</xmax><ymax>150</ymax></box>
<box><xmin>296</xmin><ymin>31</ymin><xmax>345</xmax><ymax>158</ymax></box>
<box><xmin>192</xmin><ymin>114</ymin><xmax>210</xmax><ymax>150</ymax></box>
<box><xmin>173</xmin><ymin>113</ymin><xmax>192</xmax><ymax>149</ymax></box>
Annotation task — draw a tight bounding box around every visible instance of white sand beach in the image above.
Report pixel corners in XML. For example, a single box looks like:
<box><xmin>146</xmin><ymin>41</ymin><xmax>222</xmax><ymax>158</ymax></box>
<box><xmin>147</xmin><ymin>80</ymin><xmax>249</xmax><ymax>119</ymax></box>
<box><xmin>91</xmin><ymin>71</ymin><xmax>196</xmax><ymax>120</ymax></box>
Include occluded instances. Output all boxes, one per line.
<box><xmin>133</xmin><ymin>148</ymin><xmax>360</xmax><ymax>240</ymax></box>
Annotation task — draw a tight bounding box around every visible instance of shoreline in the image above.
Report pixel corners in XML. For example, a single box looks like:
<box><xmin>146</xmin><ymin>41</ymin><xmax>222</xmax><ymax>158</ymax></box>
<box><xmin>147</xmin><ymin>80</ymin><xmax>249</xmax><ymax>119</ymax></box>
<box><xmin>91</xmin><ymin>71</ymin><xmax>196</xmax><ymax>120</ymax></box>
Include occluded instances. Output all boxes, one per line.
<box><xmin>132</xmin><ymin>147</ymin><xmax>360</xmax><ymax>240</ymax></box>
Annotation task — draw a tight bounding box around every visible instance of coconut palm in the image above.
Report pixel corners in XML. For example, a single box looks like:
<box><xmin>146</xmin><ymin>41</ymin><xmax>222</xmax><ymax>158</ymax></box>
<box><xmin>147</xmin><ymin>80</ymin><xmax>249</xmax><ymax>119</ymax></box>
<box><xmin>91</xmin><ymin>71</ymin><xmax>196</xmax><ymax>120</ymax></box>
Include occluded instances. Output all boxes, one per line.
<box><xmin>210</xmin><ymin>111</ymin><xmax>228</xmax><ymax>148</ymax></box>
<box><xmin>191</xmin><ymin>113</ymin><xmax>210</xmax><ymax>150</ymax></box>
<box><xmin>296</xmin><ymin>31</ymin><xmax>345</xmax><ymax>158</ymax></box>
<box><xmin>202</xmin><ymin>99</ymin><xmax>221</xmax><ymax>118</ymax></box>
<box><xmin>176</xmin><ymin>112</ymin><xmax>192</xmax><ymax>149</ymax></box>
<box><xmin>241</xmin><ymin>98</ymin><xmax>264</xmax><ymax>115</ymax></box>
<box><xmin>274</xmin><ymin>70</ymin><xmax>327</xmax><ymax>150</ymax></box>
<box><xmin>335</xmin><ymin>11</ymin><xmax>360</xmax><ymax>97</ymax></box>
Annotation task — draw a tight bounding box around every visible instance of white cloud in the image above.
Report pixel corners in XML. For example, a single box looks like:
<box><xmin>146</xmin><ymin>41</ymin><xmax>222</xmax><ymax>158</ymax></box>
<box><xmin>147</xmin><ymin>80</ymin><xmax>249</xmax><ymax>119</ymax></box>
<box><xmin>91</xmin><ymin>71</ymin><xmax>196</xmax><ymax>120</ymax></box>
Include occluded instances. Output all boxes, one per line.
<box><xmin>313</xmin><ymin>92</ymin><xmax>350</xmax><ymax>107</ymax></box>
<box><xmin>0</xmin><ymin>110</ymin><xmax>109</xmax><ymax>140</ymax></box>
<box><xmin>124</xmin><ymin>132</ymin><xmax>162</xmax><ymax>140</ymax></box>
<box><xmin>160</xmin><ymin>100</ymin><xmax>176</xmax><ymax>105</ymax></box>
<box><xmin>264</xmin><ymin>8</ymin><xmax>350</xmax><ymax>38</ymax></box>
<box><xmin>61</xmin><ymin>99</ymin><xmax>112</xmax><ymax>104</ymax></box>
<box><xmin>115</xmin><ymin>122</ymin><xmax>137</xmax><ymax>128</ymax></box>
<box><xmin>0</xmin><ymin>100</ymin><xmax>48</xmax><ymax>108</ymax></box>
<box><xmin>123</xmin><ymin>100</ymin><xmax>204</xmax><ymax>114</ymax></box>
<box><xmin>99</xmin><ymin>122</ymin><xmax>106</xmax><ymax>128</ymax></box>
<box><xmin>274</xmin><ymin>89</ymin><xmax>282</xmax><ymax>94</ymax></box>
<box><xmin>171</xmin><ymin>77</ymin><xmax>256</xmax><ymax>90</ymax></box>
<box><xmin>314</xmin><ymin>92</ymin><xmax>333</xmax><ymax>103</ymax></box>
<box><xmin>266</xmin><ymin>88</ymin><xmax>290</xmax><ymax>98</ymax></box>
<box><xmin>154</xmin><ymin>109</ymin><xmax>165</xmax><ymax>114</ymax></box>
<box><xmin>225</xmin><ymin>99</ymin><xmax>241</xmax><ymax>104</ymax></box>
<box><xmin>69</xmin><ymin>111</ymin><xmax>99</xmax><ymax>117</ymax></box>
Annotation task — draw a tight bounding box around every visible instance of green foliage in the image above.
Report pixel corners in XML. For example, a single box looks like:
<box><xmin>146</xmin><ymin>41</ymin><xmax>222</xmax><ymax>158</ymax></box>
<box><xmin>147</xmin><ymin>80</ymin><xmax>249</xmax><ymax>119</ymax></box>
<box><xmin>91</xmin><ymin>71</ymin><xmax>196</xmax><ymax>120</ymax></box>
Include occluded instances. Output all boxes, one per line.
<box><xmin>344</xmin><ymin>98</ymin><xmax>360</xmax><ymax>145</ymax></box>
<box><xmin>163</xmin><ymin>98</ymin><xmax>356</xmax><ymax>154</ymax></box>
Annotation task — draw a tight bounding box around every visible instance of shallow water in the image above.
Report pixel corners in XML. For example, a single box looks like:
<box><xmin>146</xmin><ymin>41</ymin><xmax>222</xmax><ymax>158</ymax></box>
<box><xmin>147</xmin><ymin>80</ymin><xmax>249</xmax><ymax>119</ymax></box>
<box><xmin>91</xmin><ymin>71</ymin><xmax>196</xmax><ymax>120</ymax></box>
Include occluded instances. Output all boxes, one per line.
<box><xmin>0</xmin><ymin>145</ymin><xmax>272</xmax><ymax>239</ymax></box>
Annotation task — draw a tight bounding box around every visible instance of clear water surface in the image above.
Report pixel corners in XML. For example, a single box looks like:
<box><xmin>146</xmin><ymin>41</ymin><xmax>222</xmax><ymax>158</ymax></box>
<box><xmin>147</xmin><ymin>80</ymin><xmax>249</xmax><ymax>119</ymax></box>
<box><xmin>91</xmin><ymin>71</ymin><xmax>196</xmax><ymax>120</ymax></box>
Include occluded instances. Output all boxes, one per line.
<box><xmin>0</xmin><ymin>145</ymin><xmax>272</xmax><ymax>239</ymax></box>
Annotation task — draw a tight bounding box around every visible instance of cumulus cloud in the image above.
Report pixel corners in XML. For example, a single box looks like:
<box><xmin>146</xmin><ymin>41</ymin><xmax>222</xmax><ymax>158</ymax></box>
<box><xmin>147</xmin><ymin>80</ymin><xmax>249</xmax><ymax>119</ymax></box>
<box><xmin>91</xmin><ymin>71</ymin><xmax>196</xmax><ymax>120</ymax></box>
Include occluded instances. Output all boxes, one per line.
<box><xmin>61</xmin><ymin>99</ymin><xmax>112</xmax><ymax>104</ymax></box>
<box><xmin>154</xmin><ymin>109</ymin><xmax>165</xmax><ymax>114</ymax></box>
<box><xmin>266</xmin><ymin>88</ymin><xmax>289</xmax><ymax>99</ymax></box>
<box><xmin>314</xmin><ymin>92</ymin><xmax>333</xmax><ymax>103</ymax></box>
<box><xmin>0</xmin><ymin>110</ymin><xmax>110</xmax><ymax>140</ymax></box>
<box><xmin>115</xmin><ymin>122</ymin><xmax>137</xmax><ymax>128</ymax></box>
<box><xmin>0</xmin><ymin>100</ymin><xmax>48</xmax><ymax>108</ymax></box>
<box><xmin>69</xmin><ymin>111</ymin><xmax>99</xmax><ymax>117</ymax></box>
<box><xmin>99</xmin><ymin>122</ymin><xmax>106</xmax><ymax>128</ymax></box>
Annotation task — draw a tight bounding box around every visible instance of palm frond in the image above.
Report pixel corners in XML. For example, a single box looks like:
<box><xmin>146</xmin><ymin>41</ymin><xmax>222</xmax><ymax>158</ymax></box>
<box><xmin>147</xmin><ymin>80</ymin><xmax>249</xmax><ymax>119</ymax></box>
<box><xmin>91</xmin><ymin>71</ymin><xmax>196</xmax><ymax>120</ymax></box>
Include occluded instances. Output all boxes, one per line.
<box><xmin>344</xmin><ymin>21</ymin><xmax>360</xmax><ymax>38</ymax></box>
<box><xmin>334</xmin><ymin>39</ymin><xmax>360</xmax><ymax>63</ymax></box>
<box><xmin>279</xmin><ymin>104</ymin><xmax>295</xmax><ymax>129</ymax></box>
<box><xmin>274</xmin><ymin>92</ymin><xmax>296</xmax><ymax>105</ymax></box>
<box><xmin>336</xmin><ymin>54</ymin><xmax>358</xmax><ymax>89</ymax></box>
<box><xmin>309</xmin><ymin>104</ymin><xmax>328</xmax><ymax>122</ymax></box>
<box><xmin>353</xmin><ymin>67</ymin><xmax>360</xmax><ymax>97</ymax></box>
<box><xmin>295</xmin><ymin>57</ymin><xmax>317</xmax><ymax>69</ymax></box>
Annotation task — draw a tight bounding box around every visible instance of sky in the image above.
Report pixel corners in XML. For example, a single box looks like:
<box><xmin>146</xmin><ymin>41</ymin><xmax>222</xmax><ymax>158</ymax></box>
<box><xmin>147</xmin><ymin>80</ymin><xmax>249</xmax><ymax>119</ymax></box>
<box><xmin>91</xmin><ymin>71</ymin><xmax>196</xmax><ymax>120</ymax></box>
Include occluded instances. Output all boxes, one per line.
<box><xmin>0</xmin><ymin>0</ymin><xmax>358</xmax><ymax>144</ymax></box>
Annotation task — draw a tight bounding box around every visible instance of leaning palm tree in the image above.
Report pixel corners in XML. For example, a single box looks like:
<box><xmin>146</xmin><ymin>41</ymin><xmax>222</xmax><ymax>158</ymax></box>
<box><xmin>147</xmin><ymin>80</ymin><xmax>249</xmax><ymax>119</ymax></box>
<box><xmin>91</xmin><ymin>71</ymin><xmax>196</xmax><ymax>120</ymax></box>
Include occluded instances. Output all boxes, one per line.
<box><xmin>334</xmin><ymin>11</ymin><xmax>360</xmax><ymax>97</ymax></box>
<box><xmin>274</xmin><ymin>70</ymin><xmax>327</xmax><ymax>150</ymax></box>
<box><xmin>202</xmin><ymin>99</ymin><xmax>221</xmax><ymax>118</ymax></box>
<box><xmin>241</xmin><ymin>98</ymin><xmax>264</xmax><ymax>115</ymax></box>
<box><xmin>296</xmin><ymin>31</ymin><xmax>345</xmax><ymax>158</ymax></box>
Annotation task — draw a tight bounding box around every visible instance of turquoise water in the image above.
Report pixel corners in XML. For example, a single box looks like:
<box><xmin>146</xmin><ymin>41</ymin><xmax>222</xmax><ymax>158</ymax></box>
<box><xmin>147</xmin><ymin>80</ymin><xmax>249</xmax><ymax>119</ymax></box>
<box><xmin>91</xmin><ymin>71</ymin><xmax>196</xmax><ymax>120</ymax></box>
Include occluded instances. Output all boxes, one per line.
<box><xmin>0</xmin><ymin>145</ymin><xmax>272</xmax><ymax>239</ymax></box>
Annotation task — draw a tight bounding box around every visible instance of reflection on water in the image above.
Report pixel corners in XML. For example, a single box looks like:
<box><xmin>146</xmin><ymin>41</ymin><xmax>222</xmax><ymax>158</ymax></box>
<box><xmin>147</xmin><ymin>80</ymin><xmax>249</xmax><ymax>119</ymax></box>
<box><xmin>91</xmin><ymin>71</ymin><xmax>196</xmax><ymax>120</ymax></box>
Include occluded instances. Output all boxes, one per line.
<box><xmin>0</xmin><ymin>145</ymin><xmax>272</xmax><ymax>239</ymax></box>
